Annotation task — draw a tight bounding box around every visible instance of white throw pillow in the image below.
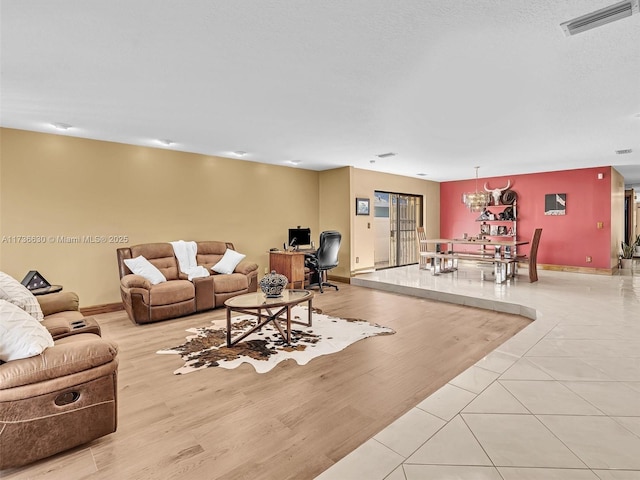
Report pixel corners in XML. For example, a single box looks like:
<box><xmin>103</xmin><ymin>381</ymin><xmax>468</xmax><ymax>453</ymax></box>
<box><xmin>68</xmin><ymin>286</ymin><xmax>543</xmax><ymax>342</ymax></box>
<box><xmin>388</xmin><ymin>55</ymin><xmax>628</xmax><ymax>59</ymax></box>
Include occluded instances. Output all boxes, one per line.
<box><xmin>212</xmin><ymin>249</ymin><xmax>246</xmax><ymax>274</ymax></box>
<box><xmin>0</xmin><ymin>271</ymin><xmax>44</xmax><ymax>321</ymax></box>
<box><xmin>123</xmin><ymin>256</ymin><xmax>167</xmax><ymax>285</ymax></box>
<box><xmin>0</xmin><ymin>299</ymin><xmax>54</xmax><ymax>362</ymax></box>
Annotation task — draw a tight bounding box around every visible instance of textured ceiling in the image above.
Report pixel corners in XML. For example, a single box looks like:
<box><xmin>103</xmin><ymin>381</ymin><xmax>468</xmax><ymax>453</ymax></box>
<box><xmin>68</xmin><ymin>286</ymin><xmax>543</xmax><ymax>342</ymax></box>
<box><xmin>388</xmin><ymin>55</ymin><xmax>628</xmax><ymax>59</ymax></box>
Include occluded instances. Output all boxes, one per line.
<box><xmin>1</xmin><ymin>0</ymin><xmax>639</xmax><ymax>186</ymax></box>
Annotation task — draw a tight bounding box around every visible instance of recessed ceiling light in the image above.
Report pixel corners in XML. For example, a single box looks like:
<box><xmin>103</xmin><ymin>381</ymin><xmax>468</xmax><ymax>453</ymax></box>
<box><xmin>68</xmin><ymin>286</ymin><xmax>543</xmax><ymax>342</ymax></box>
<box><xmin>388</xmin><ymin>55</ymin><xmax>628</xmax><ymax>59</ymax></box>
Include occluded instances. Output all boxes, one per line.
<box><xmin>232</xmin><ymin>151</ymin><xmax>247</xmax><ymax>157</ymax></box>
<box><xmin>376</xmin><ymin>152</ymin><xmax>396</xmax><ymax>159</ymax></box>
<box><xmin>417</xmin><ymin>173</ymin><xmax>428</xmax><ymax>177</ymax></box>
<box><xmin>286</xmin><ymin>160</ymin><xmax>301</xmax><ymax>165</ymax></box>
<box><xmin>158</xmin><ymin>139</ymin><xmax>174</xmax><ymax>147</ymax></box>
<box><xmin>369</xmin><ymin>160</ymin><xmax>376</xmax><ymax>164</ymax></box>
<box><xmin>616</xmin><ymin>149</ymin><xmax>633</xmax><ymax>154</ymax></box>
<box><xmin>51</xmin><ymin>122</ymin><xmax>72</xmax><ymax>130</ymax></box>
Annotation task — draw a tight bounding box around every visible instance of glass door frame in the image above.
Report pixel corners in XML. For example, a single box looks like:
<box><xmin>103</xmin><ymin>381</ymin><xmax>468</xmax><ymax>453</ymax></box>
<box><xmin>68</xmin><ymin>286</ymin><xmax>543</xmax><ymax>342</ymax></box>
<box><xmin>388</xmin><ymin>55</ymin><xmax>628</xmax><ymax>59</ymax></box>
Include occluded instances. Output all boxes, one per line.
<box><xmin>374</xmin><ymin>190</ymin><xmax>424</xmax><ymax>270</ymax></box>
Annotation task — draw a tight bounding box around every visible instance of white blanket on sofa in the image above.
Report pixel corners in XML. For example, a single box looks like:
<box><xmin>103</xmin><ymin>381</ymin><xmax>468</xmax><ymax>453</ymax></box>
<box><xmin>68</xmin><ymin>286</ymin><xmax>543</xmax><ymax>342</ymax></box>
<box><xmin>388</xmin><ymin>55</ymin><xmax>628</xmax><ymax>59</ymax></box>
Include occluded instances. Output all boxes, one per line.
<box><xmin>170</xmin><ymin>240</ymin><xmax>210</xmax><ymax>281</ymax></box>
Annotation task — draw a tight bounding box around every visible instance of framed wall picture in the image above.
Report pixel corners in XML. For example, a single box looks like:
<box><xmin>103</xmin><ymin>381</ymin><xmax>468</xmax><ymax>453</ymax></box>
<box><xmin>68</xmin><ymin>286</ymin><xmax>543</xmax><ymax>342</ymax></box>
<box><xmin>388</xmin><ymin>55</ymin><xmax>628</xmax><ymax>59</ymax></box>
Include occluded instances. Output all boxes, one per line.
<box><xmin>356</xmin><ymin>197</ymin><xmax>370</xmax><ymax>215</ymax></box>
<box><xmin>545</xmin><ymin>193</ymin><xmax>566</xmax><ymax>215</ymax></box>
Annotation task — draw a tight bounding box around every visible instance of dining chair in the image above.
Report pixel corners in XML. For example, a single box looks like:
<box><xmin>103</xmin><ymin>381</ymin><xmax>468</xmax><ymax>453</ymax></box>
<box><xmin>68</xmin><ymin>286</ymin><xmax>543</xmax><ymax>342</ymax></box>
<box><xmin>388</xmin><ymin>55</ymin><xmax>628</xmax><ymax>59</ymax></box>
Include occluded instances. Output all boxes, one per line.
<box><xmin>416</xmin><ymin>227</ymin><xmax>430</xmax><ymax>270</ymax></box>
<box><xmin>517</xmin><ymin>228</ymin><xmax>543</xmax><ymax>282</ymax></box>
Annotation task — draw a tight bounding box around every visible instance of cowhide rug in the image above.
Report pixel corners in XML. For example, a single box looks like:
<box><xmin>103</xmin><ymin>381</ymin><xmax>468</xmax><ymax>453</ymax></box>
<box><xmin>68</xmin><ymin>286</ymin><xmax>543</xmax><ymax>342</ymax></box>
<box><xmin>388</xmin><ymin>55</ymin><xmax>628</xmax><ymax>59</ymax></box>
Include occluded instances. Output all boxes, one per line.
<box><xmin>157</xmin><ymin>306</ymin><xmax>394</xmax><ymax>374</ymax></box>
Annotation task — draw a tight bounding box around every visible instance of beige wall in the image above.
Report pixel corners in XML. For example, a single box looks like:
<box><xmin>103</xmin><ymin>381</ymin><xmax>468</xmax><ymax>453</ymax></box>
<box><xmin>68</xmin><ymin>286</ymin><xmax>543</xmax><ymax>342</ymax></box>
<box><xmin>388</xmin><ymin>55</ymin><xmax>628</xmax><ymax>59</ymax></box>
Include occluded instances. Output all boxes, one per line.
<box><xmin>1</xmin><ymin>128</ymin><xmax>440</xmax><ymax>307</ymax></box>
<box><xmin>318</xmin><ymin>167</ymin><xmax>351</xmax><ymax>279</ymax></box>
<box><xmin>316</xmin><ymin>166</ymin><xmax>440</xmax><ymax>277</ymax></box>
<box><xmin>0</xmin><ymin>128</ymin><xmax>320</xmax><ymax>306</ymax></box>
<box><xmin>611</xmin><ymin>167</ymin><xmax>625</xmax><ymax>267</ymax></box>
<box><xmin>351</xmin><ymin>168</ymin><xmax>440</xmax><ymax>273</ymax></box>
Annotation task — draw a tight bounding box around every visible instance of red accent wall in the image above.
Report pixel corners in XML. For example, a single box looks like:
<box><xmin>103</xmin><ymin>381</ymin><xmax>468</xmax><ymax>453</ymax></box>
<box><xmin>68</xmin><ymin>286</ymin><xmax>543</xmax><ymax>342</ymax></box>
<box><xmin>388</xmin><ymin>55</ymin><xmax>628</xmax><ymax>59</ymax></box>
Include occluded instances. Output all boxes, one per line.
<box><xmin>440</xmin><ymin>167</ymin><xmax>612</xmax><ymax>269</ymax></box>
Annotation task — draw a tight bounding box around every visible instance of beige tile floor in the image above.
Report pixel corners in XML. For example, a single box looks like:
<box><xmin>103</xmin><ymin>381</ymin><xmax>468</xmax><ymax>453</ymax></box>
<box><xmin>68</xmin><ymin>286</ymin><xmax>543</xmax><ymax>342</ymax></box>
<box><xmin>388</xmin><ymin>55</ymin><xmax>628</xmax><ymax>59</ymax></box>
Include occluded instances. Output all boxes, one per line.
<box><xmin>316</xmin><ymin>261</ymin><xmax>640</xmax><ymax>480</ymax></box>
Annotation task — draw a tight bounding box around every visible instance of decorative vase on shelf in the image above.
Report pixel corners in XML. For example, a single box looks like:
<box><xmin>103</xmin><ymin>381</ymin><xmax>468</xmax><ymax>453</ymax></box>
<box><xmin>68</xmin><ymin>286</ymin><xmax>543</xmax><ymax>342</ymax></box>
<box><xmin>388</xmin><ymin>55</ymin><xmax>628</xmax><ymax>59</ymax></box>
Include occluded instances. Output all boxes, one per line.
<box><xmin>260</xmin><ymin>270</ymin><xmax>288</xmax><ymax>297</ymax></box>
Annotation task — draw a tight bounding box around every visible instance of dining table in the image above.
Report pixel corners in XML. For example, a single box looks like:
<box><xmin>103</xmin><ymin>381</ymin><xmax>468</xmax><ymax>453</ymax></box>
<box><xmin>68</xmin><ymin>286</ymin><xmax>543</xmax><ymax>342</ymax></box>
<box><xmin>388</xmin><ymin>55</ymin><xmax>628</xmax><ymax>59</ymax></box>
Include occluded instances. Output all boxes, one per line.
<box><xmin>419</xmin><ymin>237</ymin><xmax>530</xmax><ymax>283</ymax></box>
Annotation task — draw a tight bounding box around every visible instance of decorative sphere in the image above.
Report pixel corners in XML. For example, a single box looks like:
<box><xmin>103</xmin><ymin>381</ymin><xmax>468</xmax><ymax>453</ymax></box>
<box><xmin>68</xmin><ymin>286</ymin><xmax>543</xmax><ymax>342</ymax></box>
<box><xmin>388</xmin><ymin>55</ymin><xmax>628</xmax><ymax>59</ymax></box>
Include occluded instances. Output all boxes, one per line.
<box><xmin>260</xmin><ymin>270</ymin><xmax>288</xmax><ymax>297</ymax></box>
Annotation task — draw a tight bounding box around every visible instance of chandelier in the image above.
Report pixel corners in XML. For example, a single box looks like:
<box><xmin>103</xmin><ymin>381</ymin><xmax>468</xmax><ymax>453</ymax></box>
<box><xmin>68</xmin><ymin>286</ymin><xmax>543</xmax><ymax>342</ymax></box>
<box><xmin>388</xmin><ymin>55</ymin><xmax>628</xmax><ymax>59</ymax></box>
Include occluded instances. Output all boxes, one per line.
<box><xmin>462</xmin><ymin>166</ymin><xmax>490</xmax><ymax>212</ymax></box>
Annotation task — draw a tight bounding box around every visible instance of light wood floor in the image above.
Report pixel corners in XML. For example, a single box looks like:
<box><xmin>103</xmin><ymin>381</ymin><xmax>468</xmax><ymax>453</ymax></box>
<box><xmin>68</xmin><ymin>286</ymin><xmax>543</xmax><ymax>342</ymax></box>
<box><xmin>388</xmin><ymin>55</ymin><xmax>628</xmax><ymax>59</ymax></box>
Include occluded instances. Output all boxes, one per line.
<box><xmin>4</xmin><ymin>283</ymin><xmax>530</xmax><ymax>480</ymax></box>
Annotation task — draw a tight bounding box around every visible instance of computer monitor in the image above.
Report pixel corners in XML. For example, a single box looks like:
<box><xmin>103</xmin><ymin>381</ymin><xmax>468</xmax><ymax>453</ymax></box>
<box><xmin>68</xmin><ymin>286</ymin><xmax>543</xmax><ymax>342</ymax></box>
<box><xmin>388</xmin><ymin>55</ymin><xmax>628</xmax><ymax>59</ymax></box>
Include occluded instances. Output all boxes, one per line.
<box><xmin>288</xmin><ymin>227</ymin><xmax>311</xmax><ymax>248</ymax></box>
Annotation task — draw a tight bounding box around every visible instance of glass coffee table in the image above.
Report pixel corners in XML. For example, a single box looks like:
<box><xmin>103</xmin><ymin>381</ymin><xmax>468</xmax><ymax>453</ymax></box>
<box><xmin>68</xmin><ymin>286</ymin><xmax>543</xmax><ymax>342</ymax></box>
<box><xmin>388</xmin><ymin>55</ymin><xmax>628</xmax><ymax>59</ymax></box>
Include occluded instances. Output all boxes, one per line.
<box><xmin>224</xmin><ymin>289</ymin><xmax>314</xmax><ymax>347</ymax></box>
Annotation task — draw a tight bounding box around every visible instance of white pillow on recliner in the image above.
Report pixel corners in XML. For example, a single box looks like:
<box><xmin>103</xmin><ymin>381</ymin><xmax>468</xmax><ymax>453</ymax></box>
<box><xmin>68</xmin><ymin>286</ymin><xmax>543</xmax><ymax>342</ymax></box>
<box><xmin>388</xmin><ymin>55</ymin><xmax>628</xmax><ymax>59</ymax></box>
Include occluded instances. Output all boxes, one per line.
<box><xmin>123</xmin><ymin>256</ymin><xmax>167</xmax><ymax>285</ymax></box>
<box><xmin>0</xmin><ymin>299</ymin><xmax>54</xmax><ymax>362</ymax></box>
<box><xmin>0</xmin><ymin>271</ymin><xmax>44</xmax><ymax>321</ymax></box>
<box><xmin>212</xmin><ymin>249</ymin><xmax>246</xmax><ymax>274</ymax></box>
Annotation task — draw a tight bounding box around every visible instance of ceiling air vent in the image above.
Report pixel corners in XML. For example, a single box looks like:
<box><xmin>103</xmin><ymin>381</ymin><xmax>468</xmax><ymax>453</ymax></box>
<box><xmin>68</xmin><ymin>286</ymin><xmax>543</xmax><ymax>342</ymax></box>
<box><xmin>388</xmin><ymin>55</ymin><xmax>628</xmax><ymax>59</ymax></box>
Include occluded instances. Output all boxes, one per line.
<box><xmin>376</xmin><ymin>152</ymin><xmax>396</xmax><ymax>159</ymax></box>
<box><xmin>560</xmin><ymin>0</ymin><xmax>639</xmax><ymax>36</ymax></box>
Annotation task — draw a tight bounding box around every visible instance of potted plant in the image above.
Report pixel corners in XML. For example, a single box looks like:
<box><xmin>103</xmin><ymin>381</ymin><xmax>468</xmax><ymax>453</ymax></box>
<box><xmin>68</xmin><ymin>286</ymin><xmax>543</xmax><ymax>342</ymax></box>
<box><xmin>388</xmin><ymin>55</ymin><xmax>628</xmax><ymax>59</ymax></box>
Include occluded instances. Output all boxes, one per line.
<box><xmin>620</xmin><ymin>241</ymin><xmax>635</xmax><ymax>269</ymax></box>
<box><xmin>635</xmin><ymin>234</ymin><xmax>640</xmax><ymax>256</ymax></box>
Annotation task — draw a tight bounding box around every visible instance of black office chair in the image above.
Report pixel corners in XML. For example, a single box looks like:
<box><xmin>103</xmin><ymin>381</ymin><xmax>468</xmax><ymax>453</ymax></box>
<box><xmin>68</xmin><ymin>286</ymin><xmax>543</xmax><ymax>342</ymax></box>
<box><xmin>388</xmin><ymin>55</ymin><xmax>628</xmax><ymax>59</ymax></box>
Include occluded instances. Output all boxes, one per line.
<box><xmin>305</xmin><ymin>230</ymin><xmax>341</xmax><ymax>293</ymax></box>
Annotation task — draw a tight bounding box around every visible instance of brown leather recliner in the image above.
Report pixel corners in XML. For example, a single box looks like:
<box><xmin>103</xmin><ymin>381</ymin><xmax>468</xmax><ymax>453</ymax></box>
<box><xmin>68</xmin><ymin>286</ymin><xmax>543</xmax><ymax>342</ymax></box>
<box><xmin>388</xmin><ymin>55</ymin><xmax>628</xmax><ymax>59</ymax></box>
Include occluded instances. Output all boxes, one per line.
<box><xmin>0</xmin><ymin>332</ymin><xmax>118</xmax><ymax>470</ymax></box>
<box><xmin>117</xmin><ymin>241</ymin><xmax>258</xmax><ymax>325</ymax></box>
<box><xmin>37</xmin><ymin>291</ymin><xmax>101</xmax><ymax>339</ymax></box>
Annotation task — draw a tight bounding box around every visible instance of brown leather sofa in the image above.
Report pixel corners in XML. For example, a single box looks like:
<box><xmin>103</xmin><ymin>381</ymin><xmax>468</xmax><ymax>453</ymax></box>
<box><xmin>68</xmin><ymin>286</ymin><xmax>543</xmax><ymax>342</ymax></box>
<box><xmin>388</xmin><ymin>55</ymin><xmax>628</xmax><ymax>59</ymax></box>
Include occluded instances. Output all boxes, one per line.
<box><xmin>0</xmin><ymin>293</ymin><xmax>118</xmax><ymax>470</ymax></box>
<box><xmin>117</xmin><ymin>241</ymin><xmax>259</xmax><ymax>324</ymax></box>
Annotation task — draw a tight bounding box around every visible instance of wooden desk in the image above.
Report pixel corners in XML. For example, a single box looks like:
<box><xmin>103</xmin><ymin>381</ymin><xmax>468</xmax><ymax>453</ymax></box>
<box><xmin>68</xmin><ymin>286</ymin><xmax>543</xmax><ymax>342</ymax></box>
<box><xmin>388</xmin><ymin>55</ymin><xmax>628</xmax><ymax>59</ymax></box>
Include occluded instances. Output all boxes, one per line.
<box><xmin>420</xmin><ymin>238</ymin><xmax>529</xmax><ymax>283</ymax></box>
<box><xmin>269</xmin><ymin>251</ymin><xmax>307</xmax><ymax>289</ymax></box>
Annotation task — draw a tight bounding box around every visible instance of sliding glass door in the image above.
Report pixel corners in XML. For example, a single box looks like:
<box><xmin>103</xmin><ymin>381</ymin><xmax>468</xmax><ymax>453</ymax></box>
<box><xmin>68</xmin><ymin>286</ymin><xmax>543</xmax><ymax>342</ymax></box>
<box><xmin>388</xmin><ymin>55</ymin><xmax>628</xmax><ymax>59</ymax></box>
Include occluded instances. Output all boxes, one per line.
<box><xmin>374</xmin><ymin>191</ymin><xmax>423</xmax><ymax>269</ymax></box>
